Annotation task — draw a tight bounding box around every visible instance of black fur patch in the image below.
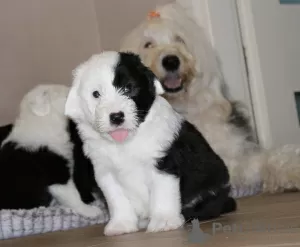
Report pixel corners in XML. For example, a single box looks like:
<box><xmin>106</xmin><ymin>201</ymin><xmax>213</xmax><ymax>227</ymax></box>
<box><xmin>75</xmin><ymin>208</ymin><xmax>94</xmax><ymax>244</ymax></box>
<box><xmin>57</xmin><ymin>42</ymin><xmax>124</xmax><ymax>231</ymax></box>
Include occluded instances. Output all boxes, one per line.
<box><xmin>156</xmin><ymin>121</ymin><xmax>236</xmax><ymax>222</ymax></box>
<box><xmin>68</xmin><ymin>119</ymin><xmax>100</xmax><ymax>204</ymax></box>
<box><xmin>0</xmin><ymin>142</ymin><xmax>70</xmax><ymax>209</ymax></box>
<box><xmin>113</xmin><ymin>52</ymin><xmax>157</xmax><ymax>124</ymax></box>
<box><xmin>228</xmin><ymin>101</ymin><xmax>256</xmax><ymax>142</ymax></box>
<box><xmin>221</xmin><ymin>82</ymin><xmax>256</xmax><ymax>143</ymax></box>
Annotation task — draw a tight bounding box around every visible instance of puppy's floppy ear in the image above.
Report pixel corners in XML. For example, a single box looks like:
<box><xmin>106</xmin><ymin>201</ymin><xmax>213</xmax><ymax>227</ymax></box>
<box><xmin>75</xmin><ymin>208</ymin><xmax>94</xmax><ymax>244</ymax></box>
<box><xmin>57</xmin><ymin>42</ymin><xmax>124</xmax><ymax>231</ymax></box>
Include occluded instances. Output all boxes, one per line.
<box><xmin>29</xmin><ymin>90</ymin><xmax>51</xmax><ymax>117</ymax></box>
<box><xmin>143</xmin><ymin>65</ymin><xmax>165</xmax><ymax>95</ymax></box>
<box><xmin>65</xmin><ymin>65</ymin><xmax>85</xmax><ymax>120</ymax></box>
<box><xmin>154</xmin><ymin>79</ymin><xmax>165</xmax><ymax>95</ymax></box>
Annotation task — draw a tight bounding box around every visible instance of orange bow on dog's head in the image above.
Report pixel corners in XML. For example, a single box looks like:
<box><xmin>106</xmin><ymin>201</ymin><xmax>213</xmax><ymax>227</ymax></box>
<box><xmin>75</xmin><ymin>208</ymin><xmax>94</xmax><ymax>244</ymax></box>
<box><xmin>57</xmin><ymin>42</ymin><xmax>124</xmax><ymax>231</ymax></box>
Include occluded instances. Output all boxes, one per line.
<box><xmin>148</xmin><ymin>10</ymin><xmax>161</xmax><ymax>20</ymax></box>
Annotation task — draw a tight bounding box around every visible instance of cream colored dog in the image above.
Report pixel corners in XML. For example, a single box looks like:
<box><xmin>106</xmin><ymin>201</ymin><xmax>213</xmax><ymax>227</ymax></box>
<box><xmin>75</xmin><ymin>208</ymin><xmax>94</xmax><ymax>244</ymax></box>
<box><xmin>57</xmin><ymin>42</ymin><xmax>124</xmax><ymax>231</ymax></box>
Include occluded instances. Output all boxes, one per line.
<box><xmin>120</xmin><ymin>2</ymin><xmax>300</xmax><ymax>194</ymax></box>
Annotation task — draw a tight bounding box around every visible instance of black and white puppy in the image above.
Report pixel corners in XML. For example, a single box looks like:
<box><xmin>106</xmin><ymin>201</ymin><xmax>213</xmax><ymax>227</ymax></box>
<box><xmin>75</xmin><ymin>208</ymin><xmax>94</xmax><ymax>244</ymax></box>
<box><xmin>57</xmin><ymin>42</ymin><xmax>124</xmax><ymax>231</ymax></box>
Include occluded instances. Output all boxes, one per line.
<box><xmin>65</xmin><ymin>51</ymin><xmax>236</xmax><ymax>236</ymax></box>
<box><xmin>0</xmin><ymin>84</ymin><xmax>103</xmax><ymax>218</ymax></box>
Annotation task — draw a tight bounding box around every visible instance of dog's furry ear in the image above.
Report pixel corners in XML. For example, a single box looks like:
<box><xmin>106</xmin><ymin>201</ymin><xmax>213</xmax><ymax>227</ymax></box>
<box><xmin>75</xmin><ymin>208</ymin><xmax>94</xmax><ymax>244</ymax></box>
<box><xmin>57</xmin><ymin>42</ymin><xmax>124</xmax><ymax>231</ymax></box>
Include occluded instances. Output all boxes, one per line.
<box><xmin>154</xmin><ymin>79</ymin><xmax>165</xmax><ymax>95</ymax></box>
<box><xmin>29</xmin><ymin>90</ymin><xmax>51</xmax><ymax>117</ymax></box>
<box><xmin>65</xmin><ymin>66</ymin><xmax>85</xmax><ymax>120</ymax></box>
<box><xmin>65</xmin><ymin>86</ymin><xmax>82</xmax><ymax>120</ymax></box>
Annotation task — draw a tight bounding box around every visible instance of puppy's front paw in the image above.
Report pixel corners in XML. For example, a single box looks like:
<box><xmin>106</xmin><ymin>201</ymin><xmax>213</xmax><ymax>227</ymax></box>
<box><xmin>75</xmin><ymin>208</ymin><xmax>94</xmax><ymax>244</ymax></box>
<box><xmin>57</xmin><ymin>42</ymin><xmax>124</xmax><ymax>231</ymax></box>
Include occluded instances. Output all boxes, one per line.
<box><xmin>104</xmin><ymin>218</ymin><xmax>139</xmax><ymax>236</ymax></box>
<box><xmin>76</xmin><ymin>205</ymin><xmax>103</xmax><ymax>218</ymax></box>
<box><xmin>147</xmin><ymin>214</ymin><xmax>184</xmax><ymax>233</ymax></box>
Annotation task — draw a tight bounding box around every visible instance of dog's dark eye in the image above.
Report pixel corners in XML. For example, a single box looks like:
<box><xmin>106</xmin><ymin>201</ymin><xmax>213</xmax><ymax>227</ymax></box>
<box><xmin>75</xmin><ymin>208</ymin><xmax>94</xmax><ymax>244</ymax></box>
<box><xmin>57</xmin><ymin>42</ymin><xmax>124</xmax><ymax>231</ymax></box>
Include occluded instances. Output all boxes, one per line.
<box><xmin>144</xmin><ymin>41</ymin><xmax>153</xmax><ymax>48</ymax></box>
<box><xmin>175</xmin><ymin>35</ymin><xmax>185</xmax><ymax>44</ymax></box>
<box><xmin>124</xmin><ymin>84</ymin><xmax>133</xmax><ymax>94</ymax></box>
<box><xmin>92</xmin><ymin>91</ymin><xmax>100</xmax><ymax>98</ymax></box>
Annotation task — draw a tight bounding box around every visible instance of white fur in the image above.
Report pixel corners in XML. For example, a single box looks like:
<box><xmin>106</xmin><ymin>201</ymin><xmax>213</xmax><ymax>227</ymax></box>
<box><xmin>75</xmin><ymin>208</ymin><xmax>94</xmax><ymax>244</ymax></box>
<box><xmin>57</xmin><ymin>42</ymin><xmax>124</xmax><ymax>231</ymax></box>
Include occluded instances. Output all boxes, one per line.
<box><xmin>5</xmin><ymin>84</ymin><xmax>102</xmax><ymax>218</ymax></box>
<box><xmin>4</xmin><ymin>85</ymin><xmax>72</xmax><ymax>159</ymax></box>
<box><xmin>48</xmin><ymin>180</ymin><xmax>100</xmax><ymax>218</ymax></box>
<box><xmin>120</xmin><ymin>2</ymin><xmax>300</xmax><ymax>193</ymax></box>
<box><xmin>65</xmin><ymin>52</ymin><xmax>185</xmax><ymax>235</ymax></box>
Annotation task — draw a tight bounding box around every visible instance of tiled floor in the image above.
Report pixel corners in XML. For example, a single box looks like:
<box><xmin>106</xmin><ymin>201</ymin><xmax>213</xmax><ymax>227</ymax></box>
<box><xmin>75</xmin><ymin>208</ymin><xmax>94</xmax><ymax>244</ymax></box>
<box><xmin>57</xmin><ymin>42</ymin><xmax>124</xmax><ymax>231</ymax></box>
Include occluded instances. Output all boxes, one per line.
<box><xmin>2</xmin><ymin>193</ymin><xmax>300</xmax><ymax>247</ymax></box>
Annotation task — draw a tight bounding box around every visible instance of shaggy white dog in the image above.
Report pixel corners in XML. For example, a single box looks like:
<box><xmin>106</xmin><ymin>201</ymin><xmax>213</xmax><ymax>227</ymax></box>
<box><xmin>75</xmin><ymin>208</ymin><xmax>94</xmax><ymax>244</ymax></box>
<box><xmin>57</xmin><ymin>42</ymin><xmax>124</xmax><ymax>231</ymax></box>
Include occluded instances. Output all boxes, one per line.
<box><xmin>120</xmin><ymin>2</ymin><xmax>300</xmax><ymax>194</ymax></box>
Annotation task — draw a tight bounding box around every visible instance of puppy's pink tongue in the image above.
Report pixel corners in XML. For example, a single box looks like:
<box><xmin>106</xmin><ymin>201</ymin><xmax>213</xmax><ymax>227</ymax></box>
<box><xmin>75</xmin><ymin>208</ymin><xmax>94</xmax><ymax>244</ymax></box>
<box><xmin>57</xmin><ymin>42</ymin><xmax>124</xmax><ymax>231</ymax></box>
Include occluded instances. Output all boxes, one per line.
<box><xmin>109</xmin><ymin>129</ymin><xmax>129</xmax><ymax>142</ymax></box>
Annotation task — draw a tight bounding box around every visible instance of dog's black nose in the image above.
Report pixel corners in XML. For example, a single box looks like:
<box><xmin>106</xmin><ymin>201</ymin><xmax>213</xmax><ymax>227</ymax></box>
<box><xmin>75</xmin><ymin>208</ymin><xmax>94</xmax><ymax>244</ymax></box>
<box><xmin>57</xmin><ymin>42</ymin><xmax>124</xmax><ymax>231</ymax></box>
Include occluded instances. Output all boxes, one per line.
<box><xmin>162</xmin><ymin>55</ymin><xmax>180</xmax><ymax>71</ymax></box>
<box><xmin>110</xmin><ymin>111</ymin><xmax>125</xmax><ymax>126</ymax></box>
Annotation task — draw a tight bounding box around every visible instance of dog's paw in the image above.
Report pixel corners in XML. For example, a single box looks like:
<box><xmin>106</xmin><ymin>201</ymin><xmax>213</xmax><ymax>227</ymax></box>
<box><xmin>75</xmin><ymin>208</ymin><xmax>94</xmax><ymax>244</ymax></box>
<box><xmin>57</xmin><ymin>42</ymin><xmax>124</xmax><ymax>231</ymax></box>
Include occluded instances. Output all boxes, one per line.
<box><xmin>76</xmin><ymin>205</ymin><xmax>103</xmax><ymax>218</ymax></box>
<box><xmin>147</xmin><ymin>214</ymin><xmax>184</xmax><ymax>233</ymax></box>
<box><xmin>104</xmin><ymin>218</ymin><xmax>139</xmax><ymax>236</ymax></box>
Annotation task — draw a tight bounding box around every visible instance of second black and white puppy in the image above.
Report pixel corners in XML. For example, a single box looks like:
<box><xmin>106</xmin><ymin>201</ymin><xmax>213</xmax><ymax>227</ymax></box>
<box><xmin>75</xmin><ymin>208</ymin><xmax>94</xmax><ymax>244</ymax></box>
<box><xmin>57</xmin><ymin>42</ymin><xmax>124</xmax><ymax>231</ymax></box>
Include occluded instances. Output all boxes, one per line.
<box><xmin>0</xmin><ymin>84</ymin><xmax>103</xmax><ymax>218</ymax></box>
<box><xmin>65</xmin><ymin>51</ymin><xmax>236</xmax><ymax>236</ymax></box>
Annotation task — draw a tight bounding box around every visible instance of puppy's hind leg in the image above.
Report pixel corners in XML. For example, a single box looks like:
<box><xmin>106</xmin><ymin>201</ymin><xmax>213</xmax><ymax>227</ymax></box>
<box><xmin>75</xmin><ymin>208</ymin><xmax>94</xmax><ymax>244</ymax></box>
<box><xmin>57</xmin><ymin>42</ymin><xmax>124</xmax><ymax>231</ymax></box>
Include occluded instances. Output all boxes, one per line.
<box><xmin>221</xmin><ymin>197</ymin><xmax>237</xmax><ymax>214</ymax></box>
<box><xmin>49</xmin><ymin>180</ymin><xmax>104</xmax><ymax>218</ymax></box>
<box><xmin>182</xmin><ymin>189</ymin><xmax>236</xmax><ymax>222</ymax></box>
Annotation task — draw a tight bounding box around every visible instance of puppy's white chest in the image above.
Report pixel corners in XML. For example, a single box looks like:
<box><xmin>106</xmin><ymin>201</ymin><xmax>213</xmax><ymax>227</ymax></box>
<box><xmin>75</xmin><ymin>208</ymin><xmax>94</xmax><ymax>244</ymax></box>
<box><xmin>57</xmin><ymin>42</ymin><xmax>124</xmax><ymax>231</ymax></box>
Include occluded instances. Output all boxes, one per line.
<box><xmin>117</xmin><ymin>163</ymin><xmax>151</xmax><ymax>217</ymax></box>
<box><xmin>88</xmin><ymin>142</ymin><xmax>155</xmax><ymax>218</ymax></box>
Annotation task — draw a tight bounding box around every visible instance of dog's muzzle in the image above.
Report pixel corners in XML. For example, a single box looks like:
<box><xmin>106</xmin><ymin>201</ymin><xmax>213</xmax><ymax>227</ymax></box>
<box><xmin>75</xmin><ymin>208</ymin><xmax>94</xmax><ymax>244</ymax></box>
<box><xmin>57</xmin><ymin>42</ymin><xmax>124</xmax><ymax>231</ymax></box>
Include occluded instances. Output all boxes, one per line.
<box><xmin>161</xmin><ymin>55</ymin><xmax>183</xmax><ymax>93</ymax></box>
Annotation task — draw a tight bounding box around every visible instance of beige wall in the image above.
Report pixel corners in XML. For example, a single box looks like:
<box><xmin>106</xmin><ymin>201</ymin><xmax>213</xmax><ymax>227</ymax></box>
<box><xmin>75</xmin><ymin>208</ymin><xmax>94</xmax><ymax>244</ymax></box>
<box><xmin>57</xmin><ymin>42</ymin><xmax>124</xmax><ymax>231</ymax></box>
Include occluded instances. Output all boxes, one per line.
<box><xmin>94</xmin><ymin>0</ymin><xmax>172</xmax><ymax>50</ymax></box>
<box><xmin>0</xmin><ymin>0</ymin><xmax>171</xmax><ymax>124</ymax></box>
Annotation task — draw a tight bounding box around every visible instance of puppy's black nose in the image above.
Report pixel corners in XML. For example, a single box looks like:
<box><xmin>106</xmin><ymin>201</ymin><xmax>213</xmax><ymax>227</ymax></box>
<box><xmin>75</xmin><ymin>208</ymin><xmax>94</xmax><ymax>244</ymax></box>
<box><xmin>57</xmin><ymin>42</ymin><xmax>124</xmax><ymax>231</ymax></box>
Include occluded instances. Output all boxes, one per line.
<box><xmin>110</xmin><ymin>111</ymin><xmax>125</xmax><ymax>126</ymax></box>
<box><xmin>162</xmin><ymin>55</ymin><xmax>180</xmax><ymax>71</ymax></box>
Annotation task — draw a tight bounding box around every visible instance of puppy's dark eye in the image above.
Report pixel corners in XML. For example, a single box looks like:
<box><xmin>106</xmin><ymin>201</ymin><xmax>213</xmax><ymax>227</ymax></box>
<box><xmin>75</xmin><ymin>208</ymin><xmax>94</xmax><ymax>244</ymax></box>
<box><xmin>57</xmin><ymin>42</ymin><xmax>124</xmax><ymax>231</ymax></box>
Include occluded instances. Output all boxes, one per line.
<box><xmin>144</xmin><ymin>41</ymin><xmax>153</xmax><ymax>48</ymax></box>
<box><xmin>92</xmin><ymin>91</ymin><xmax>100</xmax><ymax>98</ymax></box>
<box><xmin>124</xmin><ymin>84</ymin><xmax>133</xmax><ymax>93</ymax></box>
<box><xmin>175</xmin><ymin>35</ymin><xmax>185</xmax><ymax>44</ymax></box>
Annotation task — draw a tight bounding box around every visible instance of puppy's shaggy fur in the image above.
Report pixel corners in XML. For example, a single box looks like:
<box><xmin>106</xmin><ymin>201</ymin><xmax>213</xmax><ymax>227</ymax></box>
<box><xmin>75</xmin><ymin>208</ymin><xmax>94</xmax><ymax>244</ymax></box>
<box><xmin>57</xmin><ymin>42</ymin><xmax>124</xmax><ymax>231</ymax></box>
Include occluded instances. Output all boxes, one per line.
<box><xmin>0</xmin><ymin>84</ymin><xmax>102</xmax><ymax>218</ymax></box>
<box><xmin>120</xmin><ymin>2</ymin><xmax>300</xmax><ymax>193</ymax></box>
<box><xmin>65</xmin><ymin>51</ymin><xmax>236</xmax><ymax>236</ymax></box>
